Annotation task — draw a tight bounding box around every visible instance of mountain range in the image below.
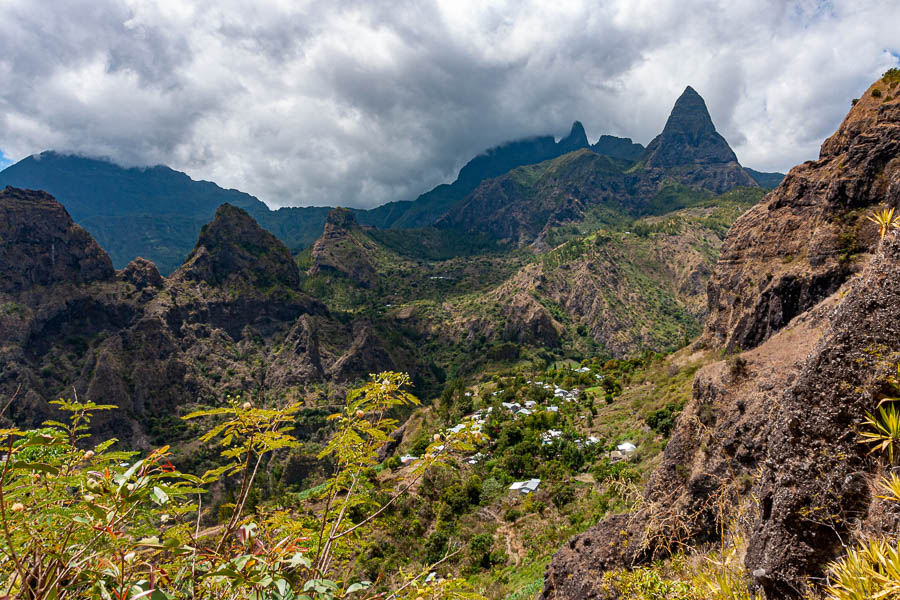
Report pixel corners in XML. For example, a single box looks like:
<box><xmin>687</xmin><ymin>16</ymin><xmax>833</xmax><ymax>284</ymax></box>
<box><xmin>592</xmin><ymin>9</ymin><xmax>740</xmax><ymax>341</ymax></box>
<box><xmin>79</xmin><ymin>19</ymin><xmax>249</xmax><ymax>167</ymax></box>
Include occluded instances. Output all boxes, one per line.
<box><xmin>0</xmin><ymin>85</ymin><xmax>771</xmax><ymax>446</ymax></box>
<box><xmin>3</xmin><ymin>70</ymin><xmax>898</xmax><ymax>600</ymax></box>
<box><xmin>0</xmin><ymin>86</ymin><xmax>782</xmax><ymax>274</ymax></box>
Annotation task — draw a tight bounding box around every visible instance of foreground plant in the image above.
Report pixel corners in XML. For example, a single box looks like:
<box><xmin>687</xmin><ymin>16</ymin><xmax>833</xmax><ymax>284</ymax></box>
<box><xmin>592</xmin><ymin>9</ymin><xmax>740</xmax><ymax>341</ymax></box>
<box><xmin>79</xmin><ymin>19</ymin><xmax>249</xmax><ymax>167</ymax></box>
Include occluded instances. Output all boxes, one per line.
<box><xmin>0</xmin><ymin>373</ymin><xmax>485</xmax><ymax>600</ymax></box>
<box><xmin>858</xmin><ymin>403</ymin><xmax>900</xmax><ymax>465</ymax></box>
<box><xmin>866</xmin><ymin>207</ymin><xmax>900</xmax><ymax>241</ymax></box>
<box><xmin>825</xmin><ymin>390</ymin><xmax>900</xmax><ymax>600</ymax></box>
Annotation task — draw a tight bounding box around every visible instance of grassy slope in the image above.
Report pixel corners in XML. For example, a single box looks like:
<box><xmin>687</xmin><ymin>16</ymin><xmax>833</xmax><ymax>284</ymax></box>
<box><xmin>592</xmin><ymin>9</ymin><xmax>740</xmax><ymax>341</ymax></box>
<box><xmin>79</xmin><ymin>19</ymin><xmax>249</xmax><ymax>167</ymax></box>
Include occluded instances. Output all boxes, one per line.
<box><xmin>296</xmin><ymin>188</ymin><xmax>764</xmax><ymax>381</ymax></box>
<box><xmin>366</xmin><ymin>348</ymin><xmax>719</xmax><ymax>600</ymax></box>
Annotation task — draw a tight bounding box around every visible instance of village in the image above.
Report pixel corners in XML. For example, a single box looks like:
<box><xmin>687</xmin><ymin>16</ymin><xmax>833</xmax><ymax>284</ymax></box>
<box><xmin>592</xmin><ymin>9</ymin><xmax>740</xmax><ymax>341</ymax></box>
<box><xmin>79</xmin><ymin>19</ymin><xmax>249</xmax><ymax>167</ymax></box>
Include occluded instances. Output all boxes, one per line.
<box><xmin>395</xmin><ymin>370</ymin><xmax>640</xmax><ymax>498</ymax></box>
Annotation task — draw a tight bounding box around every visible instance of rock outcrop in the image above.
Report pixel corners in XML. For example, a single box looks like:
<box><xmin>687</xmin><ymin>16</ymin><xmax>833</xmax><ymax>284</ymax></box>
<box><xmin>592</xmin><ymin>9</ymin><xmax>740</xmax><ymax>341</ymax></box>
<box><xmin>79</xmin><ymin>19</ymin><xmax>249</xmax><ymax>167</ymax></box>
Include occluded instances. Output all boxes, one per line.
<box><xmin>307</xmin><ymin>208</ymin><xmax>379</xmax><ymax>288</ymax></box>
<box><xmin>704</xmin><ymin>80</ymin><xmax>900</xmax><ymax>353</ymax></box>
<box><xmin>0</xmin><ymin>189</ymin><xmax>402</xmax><ymax>446</ymax></box>
<box><xmin>542</xmin><ymin>77</ymin><xmax>900</xmax><ymax>599</ymax></box>
<box><xmin>0</xmin><ymin>187</ymin><xmax>115</xmax><ymax>292</ymax></box>
<box><xmin>178</xmin><ymin>203</ymin><xmax>302</xmax><ymax>290</ymax></box>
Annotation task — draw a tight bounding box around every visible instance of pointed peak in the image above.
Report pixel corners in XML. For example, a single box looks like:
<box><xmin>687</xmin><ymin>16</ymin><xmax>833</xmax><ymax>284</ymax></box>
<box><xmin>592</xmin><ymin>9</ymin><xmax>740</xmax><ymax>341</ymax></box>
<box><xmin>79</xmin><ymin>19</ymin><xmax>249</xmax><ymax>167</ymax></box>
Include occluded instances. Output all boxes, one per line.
<box><xmin>325</xmin><ymin>207</ymin><xmax>359</xmax><ymax>229</ymax></box>
<box><xmin>178</xmin><ymin>203</ymin><xmax>300</xmax><ymax>289</ymax></box>
<box><xmin>642</xmin><ymin>85</ymin><xmax>739</xmax><ymax>168</ymax></box>
<box><xmin>567</xmin><ymin>121</ymin><xmax>586</xmax><ymax>138</ymax></box>
<box><xmin>557</xmin><ymin>121</ymin><xmax>589</xmax><ymax>153</ymax></box>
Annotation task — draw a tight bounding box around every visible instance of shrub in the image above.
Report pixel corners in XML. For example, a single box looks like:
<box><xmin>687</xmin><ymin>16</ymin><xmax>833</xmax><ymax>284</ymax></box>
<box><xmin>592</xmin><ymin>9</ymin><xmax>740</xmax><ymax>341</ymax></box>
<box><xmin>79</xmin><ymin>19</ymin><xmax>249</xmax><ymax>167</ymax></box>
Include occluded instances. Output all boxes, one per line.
<box><xmin>550</xmin><ymin>482</ymin><xmax>576</xmax><ymax>509</ymax></box>
<box><xmin>872</xmin><ymin>87</ymin><xmax>883</xmax><ymax>98</ymax></box>
<box><xmin>0</xmin><ymin>373</ymin><xmax>485</xmax><ymax>600</ymax></box>
<box><xmin>646</xmin><ymin>402</ymin><xmax>681</xmax><ymax>436</ymax></box>
<box><xmin>883</xmin><ymin>67</ymin><xmax>900</xmax><ymax>85</ymax></box>
<box><xmin>504</xmin><ymin>507</ymin><xmax>522</xmax><ymax>522</ymax></box>
<box><xmin>728</xmin><ymin>355</ymin><xmax>749</xmax><ymax>379</ymax></box>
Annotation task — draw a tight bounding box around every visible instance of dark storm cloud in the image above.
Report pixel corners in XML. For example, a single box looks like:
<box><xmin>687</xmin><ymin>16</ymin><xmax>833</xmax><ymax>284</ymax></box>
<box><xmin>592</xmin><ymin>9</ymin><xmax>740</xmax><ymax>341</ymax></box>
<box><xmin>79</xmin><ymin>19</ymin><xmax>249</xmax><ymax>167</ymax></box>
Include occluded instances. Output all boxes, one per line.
<box><xmin>0</xmin><ymin>0</ymin><xmax>898</xmax><ymax>209</ymax></box>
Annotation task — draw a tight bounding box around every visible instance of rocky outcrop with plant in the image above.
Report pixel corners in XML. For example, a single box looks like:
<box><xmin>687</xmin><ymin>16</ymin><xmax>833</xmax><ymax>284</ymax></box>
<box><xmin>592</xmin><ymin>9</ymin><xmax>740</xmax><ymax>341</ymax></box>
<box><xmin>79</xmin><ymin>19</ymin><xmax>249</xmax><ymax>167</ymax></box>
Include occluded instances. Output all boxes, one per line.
<box><xmin>542</xmin><ymin>73</ymin><xmax>900</xmax><ymax>599</ymax></box>
<box><xmin>704</xmin><ymin>78</ymin><xmax>900</xmax><ymax>353</ymax></box>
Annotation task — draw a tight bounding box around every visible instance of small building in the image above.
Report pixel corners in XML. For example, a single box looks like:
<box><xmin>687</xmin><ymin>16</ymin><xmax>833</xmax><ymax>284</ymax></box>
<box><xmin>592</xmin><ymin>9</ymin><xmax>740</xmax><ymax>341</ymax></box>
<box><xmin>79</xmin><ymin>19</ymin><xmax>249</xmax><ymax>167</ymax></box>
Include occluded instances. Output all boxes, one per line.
<box><xmin>617</xmin><ymin>441</ymin><xmax>637</xmax><ymax>453</ymax></box>
<box><xmin>447</xmin><ymin>424</ymin><xmax>466</xmax><ymax>434</ymax></box>
<box><xmin>400</xmin><ymin>455</ymin><xmax>419</xmax><ymax>465</ymax></box>
<box><xmin>466</xmin><ymin>452</ymin><xmax>485</xmax><ymax>465</ymax></box>
<box><xmin>509</xmin><ymin>478</ymin><xmax>541</xmax><ymax>494</ymax></box>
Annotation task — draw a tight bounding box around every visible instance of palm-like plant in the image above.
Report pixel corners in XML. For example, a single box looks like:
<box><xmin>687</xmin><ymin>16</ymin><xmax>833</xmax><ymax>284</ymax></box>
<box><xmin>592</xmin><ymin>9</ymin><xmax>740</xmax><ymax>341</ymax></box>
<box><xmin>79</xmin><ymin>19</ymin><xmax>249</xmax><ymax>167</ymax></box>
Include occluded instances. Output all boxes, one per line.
<box><xmin>859</xmin><ymin>404</ymin><xmax>900</xmax><ymax>464</ymax></box>
<box><xmin>867</xmin><ymin>207</ymin><xmax>900</xmax><ymax>240</ymax></box>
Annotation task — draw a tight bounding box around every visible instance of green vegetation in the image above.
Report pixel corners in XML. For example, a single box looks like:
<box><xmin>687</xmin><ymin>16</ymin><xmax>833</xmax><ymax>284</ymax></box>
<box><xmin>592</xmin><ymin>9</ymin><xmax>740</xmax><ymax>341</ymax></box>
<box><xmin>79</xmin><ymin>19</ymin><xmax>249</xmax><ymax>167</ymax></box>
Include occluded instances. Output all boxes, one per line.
<box><xmin>0</xmin><ymin>374</ymin><xmax>484</xmax><ymax>600</ymax></box>
<box><xmin>366</xmin><ymin>228</ymin><xmax>505</xmax><ymax>261</ymax></box>
<box><xmin>826</xmin><ymin>384</ymin><xmax>900</xmax><ymax>599</ymax></box>
<box><xmin>867</xmin><ymin>207</ymin><xmax>900</xmax><ymax>241</ymax></box>
<box><xmin>883</xmin><ymin>68</ymin><xmax>900</xmax><ymax>86</ymax></box>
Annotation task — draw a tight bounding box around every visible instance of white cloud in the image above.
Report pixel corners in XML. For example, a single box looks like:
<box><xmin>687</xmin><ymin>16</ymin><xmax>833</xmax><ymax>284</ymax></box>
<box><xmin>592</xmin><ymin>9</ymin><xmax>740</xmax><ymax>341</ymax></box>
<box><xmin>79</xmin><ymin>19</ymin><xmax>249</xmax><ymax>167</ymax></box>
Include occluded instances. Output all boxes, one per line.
<box><xmin>0</xmin><ymin>0</ymin><xmax>898</xmax><ymax>208</ymax></box>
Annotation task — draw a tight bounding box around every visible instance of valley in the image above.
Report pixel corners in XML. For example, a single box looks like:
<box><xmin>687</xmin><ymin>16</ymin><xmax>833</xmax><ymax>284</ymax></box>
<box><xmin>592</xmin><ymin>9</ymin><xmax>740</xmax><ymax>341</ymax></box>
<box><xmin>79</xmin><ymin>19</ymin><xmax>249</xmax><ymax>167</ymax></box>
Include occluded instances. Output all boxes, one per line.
<box><xmin>3</xmin><ymin>69</ymin><xmax>900</xmax><ymax>600</ymax></box>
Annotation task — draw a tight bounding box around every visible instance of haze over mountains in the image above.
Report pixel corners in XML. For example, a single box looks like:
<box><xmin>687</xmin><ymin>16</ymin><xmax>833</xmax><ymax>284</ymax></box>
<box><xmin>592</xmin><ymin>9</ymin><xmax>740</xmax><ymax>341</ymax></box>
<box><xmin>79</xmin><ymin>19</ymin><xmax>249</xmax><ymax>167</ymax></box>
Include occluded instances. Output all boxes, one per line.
<box><xmin>0</xmin><ymin>87</ymin><xmax>782</xmax><ymax>274</ymax></box>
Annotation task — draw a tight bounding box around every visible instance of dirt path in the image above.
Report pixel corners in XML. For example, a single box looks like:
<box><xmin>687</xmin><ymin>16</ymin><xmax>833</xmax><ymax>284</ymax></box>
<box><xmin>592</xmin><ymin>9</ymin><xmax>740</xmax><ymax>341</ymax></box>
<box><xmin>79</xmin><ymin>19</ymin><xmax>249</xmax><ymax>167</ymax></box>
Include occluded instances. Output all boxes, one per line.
<box><xmin>480</xmin><ymin>506</ymin><xmax>530</xmax><ymax>566</ymax></box>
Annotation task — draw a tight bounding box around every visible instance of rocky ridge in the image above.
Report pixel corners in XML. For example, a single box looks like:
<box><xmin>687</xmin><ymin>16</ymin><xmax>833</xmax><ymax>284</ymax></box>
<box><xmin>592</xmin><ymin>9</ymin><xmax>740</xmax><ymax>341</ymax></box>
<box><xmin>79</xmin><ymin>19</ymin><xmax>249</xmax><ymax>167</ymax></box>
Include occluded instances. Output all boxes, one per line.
<box><xmin>436</xmin><ymin>87</ymin><xmax>760</xmax><ymax>246</ymax></box>
<box><xmin>704</xmin><ymin>79</ymin><xmax>900</xmax><ymax>353</ymax></box>
<box><xmin>541</xmin><ymin>76</ymin><xmax>900</xmax><ymax>599</ymax></box>
<box><xmin>0</xmin><ymin>189</ymin><xmax>407</xmax><ymax>446</ymax></box>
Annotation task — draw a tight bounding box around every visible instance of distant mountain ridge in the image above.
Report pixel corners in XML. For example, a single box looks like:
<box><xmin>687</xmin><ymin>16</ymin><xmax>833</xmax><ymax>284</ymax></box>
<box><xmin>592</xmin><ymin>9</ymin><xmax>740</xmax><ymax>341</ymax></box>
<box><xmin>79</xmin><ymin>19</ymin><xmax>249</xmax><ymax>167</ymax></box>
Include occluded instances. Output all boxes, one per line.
<box><xmin>0</xmin><ymin>153</ymin><xmax>331</xmax><ymax>274</ymax></box>
<box><xmin>357</xmin><ymin>121</ymin><xmax>592</xmax><ymax>228</ymax></box>
<box><xmin>435</xmin><ymin>86</ymin><xmax>762</xmax><ymax>244</ymax></box>
<box><xmin>0</xmin><ymin>86</ymin><xmax>782</xmax><ymax>273</ymax></box>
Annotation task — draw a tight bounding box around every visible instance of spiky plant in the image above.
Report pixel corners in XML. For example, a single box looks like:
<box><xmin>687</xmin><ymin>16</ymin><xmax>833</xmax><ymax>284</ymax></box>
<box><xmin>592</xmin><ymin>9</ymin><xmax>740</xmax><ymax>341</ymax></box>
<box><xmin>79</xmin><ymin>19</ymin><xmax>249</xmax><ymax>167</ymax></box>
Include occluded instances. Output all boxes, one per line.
<box><xmin>867</xmin><ymin>207</ymin><xmax>900</xmax><ymax>240</ymax></box>
<box><xmin>859</xmin><ymin>404</ymin><xmax>900</xmax><ymax>464</ymax></box>
<box><xmin>825</xmin><ymin>538</ymin><xmax>900</xmax><ymax>600</ymax></box>
<box><xmin>878</xmin><ymin>472</ymin><xmax>900</xmax><ymax>503</ymax></box>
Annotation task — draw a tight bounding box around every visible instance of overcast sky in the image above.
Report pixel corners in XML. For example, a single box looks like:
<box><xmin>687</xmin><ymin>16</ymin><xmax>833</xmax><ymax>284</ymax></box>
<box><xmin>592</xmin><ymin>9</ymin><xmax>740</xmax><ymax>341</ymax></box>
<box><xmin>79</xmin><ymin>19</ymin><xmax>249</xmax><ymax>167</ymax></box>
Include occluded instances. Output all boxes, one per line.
<box><xmin>1</xmin><ymin>0</ymin><xmax>898</xmax><ymax>209</ymax></box>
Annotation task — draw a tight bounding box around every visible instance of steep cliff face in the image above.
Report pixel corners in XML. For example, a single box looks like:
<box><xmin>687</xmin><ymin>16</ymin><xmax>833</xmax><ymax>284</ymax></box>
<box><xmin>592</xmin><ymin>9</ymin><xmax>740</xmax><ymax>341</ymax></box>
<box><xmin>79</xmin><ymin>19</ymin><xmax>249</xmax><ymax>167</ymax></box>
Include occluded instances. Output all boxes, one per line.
<box><xmin>0</xmin><ymin>187</ymin><xmax>115</xmax><ymax>292</ymax></box>
<box><xmin>704</xmin><ymin>81</ymin><xmax>900</xmax><ymax>353</ymax></box>
<box><xmin>541</xmin><ymin>77</ymin><xmax>900</xmax><ymax>600</ymax></box>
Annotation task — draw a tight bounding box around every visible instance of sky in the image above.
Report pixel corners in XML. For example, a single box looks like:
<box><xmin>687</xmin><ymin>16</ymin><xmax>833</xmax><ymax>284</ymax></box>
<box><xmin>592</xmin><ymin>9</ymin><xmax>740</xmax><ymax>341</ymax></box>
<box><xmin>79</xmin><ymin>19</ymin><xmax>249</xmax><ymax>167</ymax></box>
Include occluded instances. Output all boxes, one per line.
<box><xmin>0</xmin><ymin>1</ymin><xmax>898</xmax><ymax>210</ymax></box>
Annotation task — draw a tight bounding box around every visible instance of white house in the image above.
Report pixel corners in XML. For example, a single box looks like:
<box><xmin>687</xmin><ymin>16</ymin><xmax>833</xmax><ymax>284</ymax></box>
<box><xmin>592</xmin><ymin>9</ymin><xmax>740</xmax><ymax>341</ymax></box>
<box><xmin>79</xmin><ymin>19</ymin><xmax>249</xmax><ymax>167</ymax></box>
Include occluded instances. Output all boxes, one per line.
<box><xmin>509</xmin><ymin>478</ymin><xmax>541</xmax><ymax>494</ymax></box>
<box><xmin>617</xmin><ymin>442</ymin><xmax>637</xmax><ymax>453</ymax></box>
